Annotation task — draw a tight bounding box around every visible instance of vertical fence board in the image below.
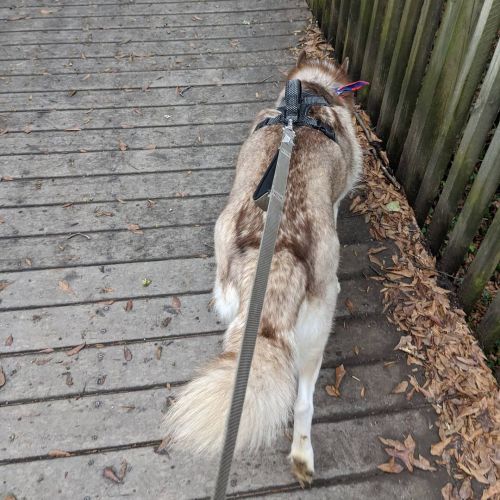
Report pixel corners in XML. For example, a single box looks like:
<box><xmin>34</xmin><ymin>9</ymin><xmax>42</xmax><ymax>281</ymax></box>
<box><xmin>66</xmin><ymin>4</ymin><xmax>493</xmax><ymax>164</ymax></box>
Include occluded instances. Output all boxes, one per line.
<box><xmin>350</xmin><ymin>0</ymin><xmax>375</xmax><ymax>79</ymax></box>
<box><xmin>441</xmin><ymin>125</ymin><xmax>500</xmax><ymax>274</ymax></box>
<box><xmin>327</xmin><ymin>0</ymin><xmax>341</xmax><ymax>44</ymax></box>
<box><xmin>359</xmin><ymin>0</ymin><xmax>388</xmax><ymax>105</ymax></box>
<box><xmin>335</xmin><ymin>0</ymin><xmax>350</xmax><ymax>60</ymax></box>
<box><xmin>477</xmin><ymin>291</ymin><xmax>500</xmax><ymax>352</ymax></box>
<box><xmin>366</xmin><ymin>0</ymin><xmax>405</xmax><ymax>123</ymax></box>
<box><xmin>376</xmin><ymin>0</ymin><xmax>424</xmax><ymax>140</ymax></box>
<box><xmin>459</xmin><ymin>209</ymin><xmax>500</xmax><ymax>313</ymax></box>
<box><xmin>320</xmin><ymin>0</ymin><xmax>332</xmax><ymax>41</ymax></box>
<box><xmin>414</xmin><ymin>0</ymin><xmax>500</xmax><ymax>225</ymax></box>
<box><xmin>342</xmin><ymin>0</ymin><xmax>361</xmax><ymax>67</ymax></box>
<box><xmin>397</xmin><ymin>0</ymin><xmax>475</xmax><ymax>202</ymax></box>
<box><xmin>428</xmin><ymin>40</ymin><xmax>500</xmax><ymax>253</ymax></box>
<box><xmin>385</xmin><ymin>0</ymin><xmax>444</xmax><ymax>165</ymax></box>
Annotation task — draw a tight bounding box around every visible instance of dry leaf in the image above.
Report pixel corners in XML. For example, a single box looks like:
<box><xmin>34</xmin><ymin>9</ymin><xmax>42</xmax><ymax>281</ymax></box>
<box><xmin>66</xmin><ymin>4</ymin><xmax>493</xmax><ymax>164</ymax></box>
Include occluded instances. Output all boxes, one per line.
<box><xmin>0</xmin><ymin>280</ymin><xmax>11</xmax><ymax>292</ymax></box>
<box><xmin>103</xmin><ymin>466</ymin><xmax>122</xmax><ymax>483</ymax></box>
<box><xmin>431</xmin><ymin>437</ymin><xmax>452</xmax><ymax>456</ymax></box>
<box><xmin>124</xmin><ymin>299</ymin><xmax>133</xmax><ymax>312</ymax></box>
<box><xmin>481</xmin><ymin>481</ymin><xmax>500</xmax><ymax>500</ymax></box>
<box><xmin>360</xmin><ymin>385</ymin><xmax>366</xmax><ymax>398</ymax></box>
<box><xmin>118</xmin><ymin>140</ymin><xmax>128</xmax><ymax>151</ymax></box>
<box><xmin>161</xmin><ymin>317</ymin><xmax>172</xmax><ymax>328</ymax></box>
<box><xmin>0</xmin><ymin>367</ymin><xmax>6</xmax><ymax>388</ymax></box>
<box><xmin>48</xmin><ymin>449</ymin><xmax>71</xmax><ymax>458</ymax></box>
<box><xmin>335</xmin><ymin>364</ymin><xmax>346</xmax><ymax>390</ymax></box>
<box><xmin>325</xmin><ymin>384</ymin><xmax>340</xmax><ymax>397</ymax></box>
<box><xmin>5</xmin><ymin>335</ymin><xmax>13</xmax><ymax>346</ymax></box>
<box><xmin>123</xmin><ymin>347</ymin><xmax>133</xmax><ymax>361</ymax></box>
<box><xmin>127</xmin><ymin>223</ymin><xmax>143</xmax><ymax>235</ymax></box>
<box><xmin>345</xmin><ymin>298</ymin><xmax>355</xmax><ymax>314</ymax></box>
<box><xmin>66</xmin><ymin>343</ymin><xmax>85</xmax><ymax>356</ymax></box>
<box><xmin>378</xmin><ymin>457</ymin><xmax>403</xmax><ymax>474</ymax></box>
<box><xmin>58</xmin><ymin>280</ymin><xmax>75</xmax><ymax>295</ymax></box>
<box><xmin>171</xmin><ymin>296</ymin><xmax>181</xmax><ymax>313</ymax></box>
<box><xmin>1</xmin><ymin>176</ymin><xmax>14</xmax><ymax>182</ymax></box>
<box><xmin>391</xmin><ymin>380</ymin><xmax>408</xmax><ymax>394</ymax></box>
<box><xmin>155</xmin><ymin>346</ymin><xmax>162</xmax><ymax>360</ymax></box>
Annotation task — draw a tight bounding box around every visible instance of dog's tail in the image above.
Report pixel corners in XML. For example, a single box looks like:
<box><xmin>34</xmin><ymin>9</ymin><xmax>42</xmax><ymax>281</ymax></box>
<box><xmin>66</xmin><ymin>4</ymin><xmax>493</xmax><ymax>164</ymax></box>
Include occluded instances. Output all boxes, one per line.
<box><xmin>162</xmin><ymin>317</ymin><xmax>296</xmax><ymax>455</ymax></box>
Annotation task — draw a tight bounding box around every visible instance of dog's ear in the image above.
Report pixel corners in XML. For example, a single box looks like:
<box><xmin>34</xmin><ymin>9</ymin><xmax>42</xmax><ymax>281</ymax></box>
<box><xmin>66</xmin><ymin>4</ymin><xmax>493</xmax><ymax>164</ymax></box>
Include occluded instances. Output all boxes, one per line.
<box><xmin>340</xmin><ymin>57</ymin><xmax>349</xmax><ymax>74</ymax></box>
<box><xmin>296</xmin><ymin>50</ymin><xmax>308</xmax><ymax>67</ymax></box>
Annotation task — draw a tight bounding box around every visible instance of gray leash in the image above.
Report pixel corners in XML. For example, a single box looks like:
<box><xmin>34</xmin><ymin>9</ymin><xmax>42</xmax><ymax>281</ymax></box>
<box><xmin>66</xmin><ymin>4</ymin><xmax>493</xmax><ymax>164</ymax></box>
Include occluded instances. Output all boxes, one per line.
<box><xmin>212</xmin><ymin>121</ymin><xmax>295</xmax><ymax>500</ymax></box>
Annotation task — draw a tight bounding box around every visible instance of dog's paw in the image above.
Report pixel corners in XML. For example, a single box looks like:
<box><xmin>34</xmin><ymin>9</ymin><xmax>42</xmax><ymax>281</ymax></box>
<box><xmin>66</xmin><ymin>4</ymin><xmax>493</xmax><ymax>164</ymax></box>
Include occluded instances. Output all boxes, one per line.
<box><xmin>291</xmin><ymin>456</ymin><xmax>314</xmax><ymax>488</ymax></box>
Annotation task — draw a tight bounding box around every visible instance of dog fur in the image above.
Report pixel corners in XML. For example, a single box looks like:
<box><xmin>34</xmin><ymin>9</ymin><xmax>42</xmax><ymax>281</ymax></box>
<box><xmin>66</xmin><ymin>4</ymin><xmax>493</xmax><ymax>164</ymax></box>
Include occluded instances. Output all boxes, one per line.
<box><xmin>162</xmin><ymin>53</ymin><xmax>362</xmax><ymax>485</ymax></box>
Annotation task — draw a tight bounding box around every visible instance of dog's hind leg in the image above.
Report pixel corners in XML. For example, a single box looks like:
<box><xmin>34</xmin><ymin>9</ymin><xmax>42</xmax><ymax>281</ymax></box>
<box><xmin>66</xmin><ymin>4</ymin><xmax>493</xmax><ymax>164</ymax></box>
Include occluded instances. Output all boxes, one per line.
<box><xmin>290</xmin><ymin>280</ymin><xmax>338</xmax><ymax>486</ymax></box>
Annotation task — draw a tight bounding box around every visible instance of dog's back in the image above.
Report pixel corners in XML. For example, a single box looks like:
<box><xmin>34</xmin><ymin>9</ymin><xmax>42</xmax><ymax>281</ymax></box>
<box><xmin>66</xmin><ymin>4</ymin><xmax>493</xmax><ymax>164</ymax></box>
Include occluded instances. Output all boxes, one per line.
<box><xmin>163</xmin><ymin>55</ymin><xmax>362</xmax><ymax>484</ymax></box>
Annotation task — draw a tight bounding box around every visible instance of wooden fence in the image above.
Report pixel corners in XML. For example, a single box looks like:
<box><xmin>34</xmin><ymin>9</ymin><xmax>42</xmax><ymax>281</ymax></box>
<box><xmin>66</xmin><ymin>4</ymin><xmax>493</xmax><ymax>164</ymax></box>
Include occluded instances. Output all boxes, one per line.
<box><xmin>308</xmin><ymin>0</ymin><xmax>500</xmax><ymax>350</ymax></box>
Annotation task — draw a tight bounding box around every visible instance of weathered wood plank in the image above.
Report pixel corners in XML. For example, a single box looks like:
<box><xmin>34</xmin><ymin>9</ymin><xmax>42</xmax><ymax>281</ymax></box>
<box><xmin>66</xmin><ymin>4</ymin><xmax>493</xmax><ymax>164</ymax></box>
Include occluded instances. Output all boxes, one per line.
<box><xmin>0</xmin><ymin>82</ymin><xmax>277</xmax><ymax>113</ymax></box>
<box><xmin>341</xmin><ymin>0</ymin><xmax>360</xmax><ymax>66</ymax></box>
<box><xmin>440</xmin><ymin>125</ymin><xmax>500</xmax><ymax>274</ymax></box>
<box><xmin>427</xmin><ymin>39</ymin><xmax>500</xmax><ymax>252</ymax></box>
<box><xmin>0</xmin><ymin>0</ymin><xmax>305</xmax><ymax>19</ymax></box>
<box><xmin>414</xmin><ymin>0</ymin><xmax>500</xmax><ymax>224</ymax></box>
<box><xmin>0</xmin><ymin>317</ymin><xmax>402</xmax><ymax>403</ymax></box>
<box><xmin>0</xmin><ymin>65</ymin><xmax>287</xmax><ymax>93</ymax></box>
<box><xmin>349</xmin><ymin>0</ymin><xmax>373</xmax><ymax>79</ymax></box>
<box><xmin>365</xmin><ymin>0</ymin><xmax>404</xmax><ymax>123</ymax></box>
<box><xmin>376</xmin><ymin>0</ymin><xmax>423</xmax><ymax>140</ymax></box>
<box><xmin>1</xmin><ymin>101</ymin><xmax>272</xmax><ymax>133</ymax></box>
<box><xmin>0</xmin><ymin>21</ymin><xmax>304</xmax><ymax>46</ymax></box>
<box><xmin>396</xmin><ymin>0</ymin><xmax>476</xmax><ymax>202</ymax></box>
<box><xmin>334</xmin><ymin>0</ymin><xmax>349</xmax><ymax>59</ymax></box>
<box><xmin>0</xmin><ymin>49</ymin><xmax>294</xmax><ymax>77</ymax></box>
<box><xmin>477</xmin><ymin>291</ymin><xmax>500</xmax><ymax>352</ymax></box>
<box><xmin>0</xmin><ymin>8</ymin><xmax>308</xmax><ymax>32</ymax></box>
<box><xmin>0</xmin><ymin>169</ymin><xmax>237</xmax><ymax>207</ymax></box>
<box><xmin>385</xmin><ymin>0</ymin><xmax>444</xmax><ymax>164</ymax></box>
<box><xmin>459</xmin><ymin>209</ymin><xmax>500</xmax><ymax>313</ymax></box>
<box><xmin>359</xmin><ymin>0</ymin><xmax>387</xmax><ymax>104</ymax></box>
<box><xmin>0</xmin><ymin>34</ymin><xmax>298</xmax><ymax>60</ymax></box>
<box><xmin>0</xmin><ymin>407</ymin><xmax>442</xmax><ymax>498</ymax></box>
<box><xmin>0</xmin><ymin>217</ymin><xmax>372</xmax><ymax>271</ymax></box>
<box><xmin>0</xmin><ymin>278</ymin><xmax>385</xmax><ymax>355</ymax></box>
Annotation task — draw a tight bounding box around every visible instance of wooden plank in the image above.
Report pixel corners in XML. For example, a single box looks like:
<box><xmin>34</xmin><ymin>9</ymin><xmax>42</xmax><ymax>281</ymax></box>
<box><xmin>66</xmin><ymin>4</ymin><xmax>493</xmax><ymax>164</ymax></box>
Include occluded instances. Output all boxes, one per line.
<box><xmin>427</xmin><ymin>34</ymin><xmax>500</xmax><ymax>254</ymax></box>
<box><xmin>325</xmin><ymin>0</ymin><xmax>341</xmax><ymax>44</ymax></box>
<box><xmin>349</xmin><ymin>0</ymin><xmax>374</xmax><ymax>79</ymax></box>
<box><xmin>459</xmin><ymin>209</ymin><xmax>500</xmax><ymax>312</ymax></box>
<box><xmin>0</xmin><ymin>317</ymin><xmax>401</xmax><ymax>403</ymax></box>
<box><xmin>0</xmin><ymin>278</ymin><xmax>385</xmax><ymax>355</ymax></box>
<box><xmin>0</xmin><ymin>65</ymin><xmax>287</xmax><ymax>93</ymax></box>
<box><xmin>396</xmin><ymin>0</ymin><xmax>476</xmax><ymax>202</ymax></box>
<box><xmin>0</xmin><ymin>361</ymin><xmax>425</xmax><ymax>462</ymax></box>
<box><xmin>0</xmin><ymin>169</ymin><xmax>237</xmax><ymax>207</ymax></box>
<box><xmin>477</xmin><ymin>291</ymin><xmax>500</xmax><ymax>352</ymax></box>
<box><xmin>0</xmin><ymin>34</ymin><xmax>298</xmax><ymax>60</ymax></box>
<box><xmin>365</xmin><ymin>0</ymin><xmax>404</xmax><ymax>123</ymax></box>
<box><xmin>0</xmin><ymin>82</ymin><xmax>278</xmax><ymax>113</ymax></box>
<box><xmin>376</xmin><ymin>0</ymin><xmax>424</xmax><ymax>140</ymax></box>
<box><xmin>334</xmin><ymin>0</ymin><xmax>350</xmax><ymax>59</ymax></box>
<box><xmin>414</xmin><ymin>0</ymin><xmax>500</xmax><ymax>224</ymax></box>
<box><xmin>0</xmin><ymin>7</ymin><xmax>308</xmax><ymax>32</ymax></box>
<box><xmin>358</xmin><ymin>0</ymin><xmax>387</xmax><ymax>105</ymax></box>
<box><xmin>0</xmin><ymin>22</ymin><xmax>305</xmax><ymax>46</ymax></box>
<box><xmin>0</xmin><ymin>0</ymin><xmax>305</xmax><ymax>19</ymax></box>
<box><xmin>385</xmin><ymin>0</ymin><xmax>444</xmax><ymax>165</ymax></box>
<box><xmin>341</xmin><ymin>0</ymin><xmax>361</xmax><ymax>66</ymax></box>
<box><xmin>0</xmin><ymin>217</ymin><xmax>371</xmax><ymax>272</ymax></box>
<box><xmin>441</xmin><ymin>125</ymin><xmax>500</xmax><ymax>274</ymax></box>
<box><xmin>0</xmin><ymin>407</ymin><xmax>442</xmax><ymax>498</ymax></box>
<box><xmin>0</xmin><ymin>49</ymin><xmax>294</xmax><ymax>77</ymax></box>
<box><xmin>1</xmin><ymin>101</ymin><xmax>272</xmax><ymax>133</ymax></box>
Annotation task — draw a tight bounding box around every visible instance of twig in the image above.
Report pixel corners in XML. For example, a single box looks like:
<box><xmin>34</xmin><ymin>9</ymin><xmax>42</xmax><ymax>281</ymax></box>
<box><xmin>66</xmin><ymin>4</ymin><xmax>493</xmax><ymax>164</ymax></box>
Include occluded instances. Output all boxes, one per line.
<box><xmin>66</xmin><ymin>232</ymin><xmax>91</xmax><ymax>240</ymax></box>
<box><xmin>354</xmin><ymin>111</ymin><xmax>401</xmax><ymax>191</ymax></box>
<box><xmin>258</xmin><ymin>75</ymin><xmax>273</xmax><ymax>83</ymax></box>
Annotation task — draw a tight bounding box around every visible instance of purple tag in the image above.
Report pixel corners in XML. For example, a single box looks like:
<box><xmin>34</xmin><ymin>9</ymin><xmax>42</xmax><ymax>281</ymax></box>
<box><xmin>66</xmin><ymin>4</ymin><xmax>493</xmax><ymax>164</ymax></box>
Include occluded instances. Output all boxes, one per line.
<box><xmin>334</xmin><ymin>80</ymin><xmax>369</xmax><ymax>95</ymax></box>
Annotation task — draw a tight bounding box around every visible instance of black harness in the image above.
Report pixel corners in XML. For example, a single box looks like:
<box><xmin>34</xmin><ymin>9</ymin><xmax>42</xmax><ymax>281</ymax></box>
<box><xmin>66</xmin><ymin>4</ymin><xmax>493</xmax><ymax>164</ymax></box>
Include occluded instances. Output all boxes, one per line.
<box><xmin>253</xmin><ymin>79</ymin><xmax>337</xmax><ymax>210</ymax></box>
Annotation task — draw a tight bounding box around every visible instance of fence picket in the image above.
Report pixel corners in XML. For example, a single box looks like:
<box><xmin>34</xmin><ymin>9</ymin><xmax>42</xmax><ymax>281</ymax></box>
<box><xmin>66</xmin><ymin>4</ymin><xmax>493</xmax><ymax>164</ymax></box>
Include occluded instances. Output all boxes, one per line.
<box><xmin>477</xmin><ymin>292</ymin><xmax>500</xmax><ymax>352</ymax></box>
<box><xmin>350</xmin><ymin>0</ymin><xmax>375</xmax><ymax>79</ymax></box>
<box><xmin>335</xmin><ymin>0</ymin><xmax>350</xmax><ymax>61</ymax></box>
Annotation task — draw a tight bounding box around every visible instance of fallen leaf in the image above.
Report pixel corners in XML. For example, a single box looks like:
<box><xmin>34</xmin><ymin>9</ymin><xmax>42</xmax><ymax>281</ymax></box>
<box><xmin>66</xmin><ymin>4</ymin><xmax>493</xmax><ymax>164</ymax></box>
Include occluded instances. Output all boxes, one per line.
<box><xmin>142</xmin><ymin>278</ymin><xmax>152</xmax><ymax>287</ymax></box>
<box><xmin>161</xmin><ymin>317</ymin><xmax>172</xmax><ymax>328</ymax></box>
<box><xmin>118</xmin><ymin>140</ymin><xmax>128</xmax><ymax>151</ymax></box>
<box><xmin>40</xmin><ymin>9</ymin><xmax>52</xmax><ymax>15</ymax></box>
<box><xmin>58</xmin><ymin>280</ymin><xmax>75</xmax><ymax>295</ymax></box>
<box><xmin>0</xmin><ymin>216</ymin><xmax>5</xmax><ymax>224</ymax></box>
<box><xmin>171</xmin><ymin>296</ymin><xmax>181</xmax><ymax>313</ymax></box>
<box><xmin>360</xmin><ymin>385</ymin><xmax>366</xmax><ymax>398</ymax></box>
<box><xmin>118</xmin><ymin>459</ymin><xmax>128</xmax><ymax>481</ymax></box>
<box><xmin>64</xmin><ymin>373</ymin><xmax>74</xmax><ymax>386</ymax></box>
<box><xmin>0</xmin><ymin>367</ymin><xmax>6</xmax><ymax>387</ymax></box>
<box><xmin>345</xmin><ymin>298</ymin><xmax>355</xmax><ymax>314</ymax></box>
<box><xmin>66</xmin><ymin>343</ymin><xmax>85</xmax><ymax>356</ymax></box>
<box><xmin>0</xmin><ymin>280</ymin><xmax>11</xmax><ymax>291</ymax></box>
<box><xmin>192</xmin><ymin>15</ymin><xmax>202</xmax><ymax>20</ymax></box>
<box><xmin>4</xmin><ymin>494</ymin><xmax>17</xmax><ymax>500</ymax></box>
<box><xmin>127</xmin><ymin>223</ymin><xmax>143</xmax><ymax>235</ymax></box>
<box><xmin>391</xmin><ymin>380</ymin><xmax>408</xmax><ymax>394</ymax></box>
<box><xmin>431</xmin><ymin>436</ymin><xmax>452</xmax><ymax>456</ymax></box>
<box><xmin>481</xmin><ymin>481</ymin><xmax>500</xmax><ymax>500</ymax></box>
<box><xmin>335</xmin><ymin>364</ymin><xmax>346</xmax><ymax>391</ymax></box>
<box><xmin>124</xmin><ymin>299</ymin><xmax>133</xmax><ymax>312</ymax></box>
<box><xmin>103</xmin><ymin>466</ymin><xmax>122</xmax><ymax>483</ymax></box>
<box><xmin>5</xmin><ymin>335</ymin><xmax>13</xmax><ymax>346</ymax></box>
<box><xmin>378</xmin><ymin>457</ymin><xmax>403</xmax><ymax>474</ymax></box>
<box><xmin>48</xmin><ymin>449</ymin><xmax>71</xmax><ymax>458</ymax></box>
<box><xmin>1</xmin><ymin>176</ymin><xmax>14</xmax><ymax>182</ymax></box>
<box><xmin>100</xmin><ymin>287</ymin><xmax>114</xmax><ymax>294</ymax></box>
<box><xmin>123</xmin><ymin>347</ymin><xmax>133</xmax><ymax>361</ymax></box>
<box><xmin>155</xmin><ymin>346</ymin><xmax>162</xmax><ymax>360</ymax></box>
<box><xmin>413</xmin><ymin>454</ymin><xmax>436</xmax><ymax>471</ymax></box>
<box><xmin>385</xmin><ymin>201</ymin><xmax>401</xmax><ymax>212</ymax></box>
<box><xmin>145</xmin><ymin>143</ymin><xmax>156</xmax><ymax>151</ymax></box>
<box><xmin>325</xmin><ymin>384</ymin><xmax>340</xmax><ymax>397</ymax></box>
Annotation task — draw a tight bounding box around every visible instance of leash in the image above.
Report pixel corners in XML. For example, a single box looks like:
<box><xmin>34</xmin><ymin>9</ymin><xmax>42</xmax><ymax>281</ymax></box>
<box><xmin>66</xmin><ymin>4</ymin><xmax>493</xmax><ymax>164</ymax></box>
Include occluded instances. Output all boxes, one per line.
<box><xmin>212</xmin><ymin>81</ymin><xmax>298</xmax><ymax>500</ymax></box>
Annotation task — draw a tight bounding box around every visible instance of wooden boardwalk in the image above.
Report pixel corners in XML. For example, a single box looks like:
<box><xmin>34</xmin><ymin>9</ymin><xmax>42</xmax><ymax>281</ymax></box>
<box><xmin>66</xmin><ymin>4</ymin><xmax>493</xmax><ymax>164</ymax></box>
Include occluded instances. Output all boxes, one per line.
<box><xmin>0</xmin><ymin>1</ymin><xmax>450</xmax><ymax>498</ymax></box>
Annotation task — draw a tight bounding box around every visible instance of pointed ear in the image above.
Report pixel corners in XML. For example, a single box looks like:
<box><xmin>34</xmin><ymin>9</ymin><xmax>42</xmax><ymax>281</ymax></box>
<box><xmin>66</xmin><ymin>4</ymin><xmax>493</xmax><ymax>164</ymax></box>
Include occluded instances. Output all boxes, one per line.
<box><xmin>340</xmin><ymin>56</ymin><xmax>349</xmax><ymax>74</ymax></box>
<box><xmin>296</xmin><ymin>50</ymin><xmax>308</xmax><ymax>67</ymax></box>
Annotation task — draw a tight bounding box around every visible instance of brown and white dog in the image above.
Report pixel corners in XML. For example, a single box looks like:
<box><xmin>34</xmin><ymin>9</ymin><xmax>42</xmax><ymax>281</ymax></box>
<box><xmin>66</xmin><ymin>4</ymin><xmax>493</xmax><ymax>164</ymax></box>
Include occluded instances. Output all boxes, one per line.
<box><xmin>163</xmin><ymin>53</ymin><xmax>362</xmax><ymax>485</ymax></box>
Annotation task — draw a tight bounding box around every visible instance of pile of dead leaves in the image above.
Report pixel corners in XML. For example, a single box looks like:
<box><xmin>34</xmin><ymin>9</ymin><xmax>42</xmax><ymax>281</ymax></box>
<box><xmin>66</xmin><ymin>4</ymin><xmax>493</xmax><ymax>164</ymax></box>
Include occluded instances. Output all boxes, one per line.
<box><xmin>351</xmin><ymin>114</ymin><xmax>499</xmax><ymax>499</ymax></box>
<box><xmin>297</xmin><ymin>20</ymin><xmax>499</xmax><ymax>500</ymax></box>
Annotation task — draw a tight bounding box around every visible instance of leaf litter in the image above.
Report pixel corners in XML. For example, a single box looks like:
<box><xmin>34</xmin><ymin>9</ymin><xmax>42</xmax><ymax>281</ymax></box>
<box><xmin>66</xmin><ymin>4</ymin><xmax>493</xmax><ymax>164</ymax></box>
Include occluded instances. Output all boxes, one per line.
<box><xmin>298</xmin><ymin>21</ymin><xmax>499</xmax><ymax>497</ymax></box>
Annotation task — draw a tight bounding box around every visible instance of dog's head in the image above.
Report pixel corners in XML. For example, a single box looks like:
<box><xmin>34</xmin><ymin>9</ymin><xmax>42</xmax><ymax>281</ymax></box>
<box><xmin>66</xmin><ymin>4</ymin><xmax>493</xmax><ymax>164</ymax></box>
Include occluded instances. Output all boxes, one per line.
<box><xmin>286</xmin><ymin>51</ymin><xmax>353</xmax><ymax>107</ymax></box>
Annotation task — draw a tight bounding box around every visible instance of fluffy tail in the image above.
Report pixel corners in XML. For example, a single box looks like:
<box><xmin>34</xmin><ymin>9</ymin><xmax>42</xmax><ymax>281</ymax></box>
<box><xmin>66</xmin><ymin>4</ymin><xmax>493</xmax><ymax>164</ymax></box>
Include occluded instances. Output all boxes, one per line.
<box><xmin>162</xmin><ymin>326</ymin><xmax>296</xmax><ymax>455</ymax></box>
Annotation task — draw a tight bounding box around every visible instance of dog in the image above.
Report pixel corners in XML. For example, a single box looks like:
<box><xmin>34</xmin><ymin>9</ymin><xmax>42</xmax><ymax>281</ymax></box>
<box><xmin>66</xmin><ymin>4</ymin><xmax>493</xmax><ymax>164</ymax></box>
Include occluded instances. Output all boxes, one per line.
<box><xmin>162</xmin><ymin>52</ymin><xmax>363</xmax><ymax>485</ymax></box>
